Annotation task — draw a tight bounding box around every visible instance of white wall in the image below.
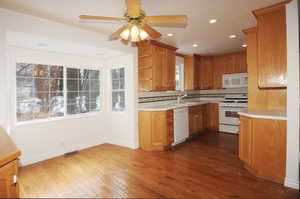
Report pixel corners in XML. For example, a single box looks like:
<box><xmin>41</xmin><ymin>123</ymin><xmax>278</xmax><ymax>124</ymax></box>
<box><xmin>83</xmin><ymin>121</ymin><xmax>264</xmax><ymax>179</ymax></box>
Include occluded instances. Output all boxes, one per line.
<box><xmin>286</xmin><ymin>0</ymin><xmax>300</xmax><ymax>190</ymax></box>
<box><xmin>0</xmin><ymin>8</ymin><xmax>138</xmax><ymax>166</ymax></box>
<box><xmin>104</xmin><ymin>54</ymin><xmax>139</xmax><ymax>149</ymax></box>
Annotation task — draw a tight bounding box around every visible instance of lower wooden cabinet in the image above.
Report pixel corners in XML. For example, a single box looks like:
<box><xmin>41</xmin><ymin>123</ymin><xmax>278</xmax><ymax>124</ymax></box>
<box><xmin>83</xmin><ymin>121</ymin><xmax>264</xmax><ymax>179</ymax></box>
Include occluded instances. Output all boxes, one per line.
<box><xmin>206</xmin><ymin>103</ymin><xmax>219</xmax><ymax>131</ymax></box>
<box><xmin>239</xmin><ymin>116</ymin><xmax>286</xmax><ymax>184</ymax></box>
<box><xmin>0</xmin><ymin>160</ymin><xmax>19</xmax><ymax>199</ymax></box>
<box><xmin>139</xmin><ymin>110</ymin><xmax>174</xmax><ymax>151</ymax></box>
<box><xmin>188</xmin><ymin>105</ymin><xmax>206</xmax><ymax>136</ymax></box>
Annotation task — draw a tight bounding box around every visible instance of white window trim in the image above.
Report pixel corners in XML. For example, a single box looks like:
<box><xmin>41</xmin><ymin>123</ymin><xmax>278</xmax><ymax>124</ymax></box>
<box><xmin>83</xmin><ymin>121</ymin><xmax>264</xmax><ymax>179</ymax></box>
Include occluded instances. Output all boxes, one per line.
<box><xmin>14</xmin><ymin>63</ymin><xmax>103</xmax><ymax>125</ymax></box>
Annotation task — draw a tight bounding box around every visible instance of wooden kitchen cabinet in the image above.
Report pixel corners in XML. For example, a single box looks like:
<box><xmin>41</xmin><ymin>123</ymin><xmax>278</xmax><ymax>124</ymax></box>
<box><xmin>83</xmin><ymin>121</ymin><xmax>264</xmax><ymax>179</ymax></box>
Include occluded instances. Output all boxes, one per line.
<box><xmin>206</xmin><ymin>103</ymin><xmax>219</xmax><ymax>131</ymax></box>
<box><xmin>0</xmin><ymin>127</ymin><xmax>21</xmax><ymax>198</ymax></box>
<box><xmin>199</xmin><ymin>57</ymin><xmax>214</xmax><ymax>90</ymax></box>
<box><xmin>184</xmin><ymin>54</ymin><xmax>201</xmax><ymax>90</ymax></box>
<box><xmin>0</xmin><ymin>160</ymin><xmax>19</xmax><ymax>199</ymax></box>
<box><xmin>239</xmin><ymin>116</ymin><xmax>286</xmax><ymax>184</ymax></box>
<box><xmin>254</xmin><ymin>4</ymin><xmax>287</xmax><ymax>88</ymax></box>
<box><xmin>138</xmin><ymin>40</ymin><xmax>177</xmax><ymax>91</ymax></box>
<box><xmin>234</xmin><ymin>52</ymin><xmax>247</xmax><ymax>73</ymax></box>
<box><xmin>188</xmin><ymin>105</ymin><xmax>206</xmax><ymax>136</ymax></box>
<box><xmin>139</xmin><ymin>110</ymin><xmax>174</xmax><ymax>151</ymax></box>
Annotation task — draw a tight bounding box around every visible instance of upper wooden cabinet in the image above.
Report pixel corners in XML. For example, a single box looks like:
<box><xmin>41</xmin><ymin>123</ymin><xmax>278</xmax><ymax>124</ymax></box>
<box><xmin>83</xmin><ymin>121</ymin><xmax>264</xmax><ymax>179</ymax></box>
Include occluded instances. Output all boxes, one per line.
<box><xmin>254</xmin><ymin>3</ymin><xmax>287</xmax><ymax>88</ymax></box>
<box><xmin>184</xmin><ymin>55</ymin><xmax>201</xmax><ymax>90</ymax></box>
<box><xmin>138</xmin><ymin>40</ymin><xmax>177</xmax><ymax>91</ymax></box>
<box><xmin>199</xmin><ymin>57</ymin><xmax>214</xmax><ymax>90</ymax></box>
<box><xmin>213</xmin><ymin>52</ymin><xmax>247</xmax><ymax>89</ymax></box>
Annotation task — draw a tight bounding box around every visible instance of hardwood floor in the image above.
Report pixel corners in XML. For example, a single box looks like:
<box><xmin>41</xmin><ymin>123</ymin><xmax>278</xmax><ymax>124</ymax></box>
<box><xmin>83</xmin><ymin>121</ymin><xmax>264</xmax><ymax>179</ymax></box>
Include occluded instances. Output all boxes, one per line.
<box><xmin>19</xmin><ymin>132</ymin><xmax>299</xmax><ymax>198</ymax></box>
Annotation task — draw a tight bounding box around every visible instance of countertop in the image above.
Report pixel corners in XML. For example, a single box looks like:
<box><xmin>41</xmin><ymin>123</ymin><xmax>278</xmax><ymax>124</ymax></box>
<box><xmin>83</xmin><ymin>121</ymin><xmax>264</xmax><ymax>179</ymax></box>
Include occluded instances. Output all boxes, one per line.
<box><xmin>238</xmin><ymin>109</ymin><xmax>287</xmax><ymax>120</ymax></box>
<box><xmin>138</xmin><ymin>100</ymin><xmax>221</xmax><ymax>111</ymax></box>
<box><xmin>0</xmin><ymin>127</ymin><xmax>21</xmax><ymax>166</ymax></box>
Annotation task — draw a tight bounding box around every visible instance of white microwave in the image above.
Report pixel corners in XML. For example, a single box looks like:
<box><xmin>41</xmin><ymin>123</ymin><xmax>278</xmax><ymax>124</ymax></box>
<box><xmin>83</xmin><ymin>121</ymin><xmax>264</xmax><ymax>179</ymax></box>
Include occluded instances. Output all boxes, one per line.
<box><xmin>222</xmin><ymin>73</ymin><xmax>248</xmax><ymax>88</ymax></box>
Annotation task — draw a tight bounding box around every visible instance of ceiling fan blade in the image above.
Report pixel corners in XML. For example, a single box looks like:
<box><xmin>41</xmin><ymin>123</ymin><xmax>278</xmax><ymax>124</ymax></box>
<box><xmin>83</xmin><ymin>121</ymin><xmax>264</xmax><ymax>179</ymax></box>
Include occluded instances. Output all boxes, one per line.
<box><xmin>144</xmin><ymin>15</ymin><xmax>188</xmax><ymax>27</ymax></box>
<box><xmin>109</xmin><ymin>25</ymin><xmax>129</xmax><ymax>41</ymax></box>
<box><xmin>126</xmin><ymin>0</ymin><xmax>141</xmax><ymax>18</ymax></box>
<box><xmin>79</xmin><ymin>15</ymin><xmax>125</xmax><ymax>22</ymax></box>
<box><xmin>141</xmin><ymin>24</ymin><xmax>162</xmax><ymax>39</ymax></box>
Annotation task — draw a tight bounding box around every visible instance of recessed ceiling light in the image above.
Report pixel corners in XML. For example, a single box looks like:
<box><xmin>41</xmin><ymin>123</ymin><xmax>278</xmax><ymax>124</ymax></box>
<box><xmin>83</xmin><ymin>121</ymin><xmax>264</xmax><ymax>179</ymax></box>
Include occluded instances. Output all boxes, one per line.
<box><xmin>193</xmin><ymin>44</ymin><xmax>198</xmax><ymax>47</ymax></box>
<box><xmin>242</xmin><ymin>44</ymin><xmax>248</xmax><ymax>48</ymax></box>
<box><xmin>229</xmin><ymin>35</ymin><xmax>237</xmax><ymax>39</ymax></box>
<box><xmin>167</xmin><ymin>33</ymin><xmax>174</xmax><ymax>37</ymax></box>
<box><xmin>209</xmin><ymin>19</ymin><xmax>217</xmax><ymax>24</ymax></box>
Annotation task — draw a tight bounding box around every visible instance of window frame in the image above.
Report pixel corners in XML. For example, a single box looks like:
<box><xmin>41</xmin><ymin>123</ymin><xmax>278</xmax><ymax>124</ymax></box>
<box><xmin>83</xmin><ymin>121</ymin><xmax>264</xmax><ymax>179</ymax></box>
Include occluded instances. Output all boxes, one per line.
<box><xmin>15</xmin><ymin>63</ymin><xmax>103</xmax><ymax>125</ymax></box>
<box><xmin>110</xmin><ymin>66</ymin><xmax>126</xmax><ymax>112</ymax></box>
<box><xmin>175</xmin><ymin>56</ymin><xmax>185</xmax><ymax>91</ymax></box>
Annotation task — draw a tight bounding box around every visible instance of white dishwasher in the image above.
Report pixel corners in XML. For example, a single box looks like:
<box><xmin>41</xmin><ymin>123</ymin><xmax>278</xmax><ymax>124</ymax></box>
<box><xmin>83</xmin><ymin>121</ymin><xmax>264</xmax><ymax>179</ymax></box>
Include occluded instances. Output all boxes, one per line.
<box><xmin>173</xmin><ymin>107</ymin><xmax>189</xmax><ymax>146</ymax></box>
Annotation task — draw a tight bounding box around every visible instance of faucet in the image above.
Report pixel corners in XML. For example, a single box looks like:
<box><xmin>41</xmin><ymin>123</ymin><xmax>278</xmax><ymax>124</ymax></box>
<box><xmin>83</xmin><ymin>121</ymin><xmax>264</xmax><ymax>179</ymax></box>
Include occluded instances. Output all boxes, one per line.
<box><xmin>177</xmin><ymin>92</ymin><xmax>188</xmax><ymax>104</ymax></box>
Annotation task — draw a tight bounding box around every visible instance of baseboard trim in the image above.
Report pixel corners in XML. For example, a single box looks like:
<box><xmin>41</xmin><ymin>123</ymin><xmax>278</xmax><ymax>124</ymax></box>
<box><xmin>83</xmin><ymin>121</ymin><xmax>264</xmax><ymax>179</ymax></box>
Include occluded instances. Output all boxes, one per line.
<box><xmin>284</xmin><ymin>177</ymin><xmax>299</xmax><ymax>190</ymax></box>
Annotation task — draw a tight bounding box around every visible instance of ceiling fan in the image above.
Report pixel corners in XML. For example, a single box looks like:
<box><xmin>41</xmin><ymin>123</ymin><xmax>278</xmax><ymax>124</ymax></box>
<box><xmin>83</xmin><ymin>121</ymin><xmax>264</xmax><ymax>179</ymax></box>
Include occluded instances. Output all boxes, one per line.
<box><xmin>79</xmin><ymin>0</ymin><xmax>188</xmax><ymax>44</ymax></box>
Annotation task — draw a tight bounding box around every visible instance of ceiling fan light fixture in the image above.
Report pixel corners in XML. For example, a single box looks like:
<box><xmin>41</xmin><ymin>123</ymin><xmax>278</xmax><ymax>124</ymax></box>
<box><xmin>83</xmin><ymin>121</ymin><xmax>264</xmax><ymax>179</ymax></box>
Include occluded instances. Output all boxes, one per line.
<box><xmin>140</xmin><ymin>29</ymin><xmax>149</xmax><ymax>40</ymax></box>
<box><xmin>120</xmin><ymin>28</ymin><xmax>130</xmax><ymax>40</ymax></box>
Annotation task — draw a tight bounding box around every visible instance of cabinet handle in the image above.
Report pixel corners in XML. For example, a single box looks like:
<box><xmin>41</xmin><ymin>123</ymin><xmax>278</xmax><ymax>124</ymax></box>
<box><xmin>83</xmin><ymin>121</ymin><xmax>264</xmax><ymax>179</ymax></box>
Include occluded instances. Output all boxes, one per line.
<box><xmin>12</xmin><ymin>175</ymin><xmax>17</xmax><ymax>186</ymax></box>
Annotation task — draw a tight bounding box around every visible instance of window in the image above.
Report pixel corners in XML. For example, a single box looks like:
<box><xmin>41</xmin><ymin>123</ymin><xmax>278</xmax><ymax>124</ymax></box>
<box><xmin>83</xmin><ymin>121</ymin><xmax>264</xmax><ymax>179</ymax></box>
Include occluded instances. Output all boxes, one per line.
<box><xmin>111</xmin><ymin>67</ymin><xmax>125</xmax><ymax>112</ymax></box>
<box><xmin>16</xmin><ymin>63</ymin><xmax>101</xmax><ymax>123</ymax></box>
<box><xmin>66</xmin><ymin>68</ymin><xmax>100</xmax><ymax>115</ymax></box>
<box><xmin>175</xmin><ymin>57</ymin><xmax>184</xmax><ymax>91</ymax></box>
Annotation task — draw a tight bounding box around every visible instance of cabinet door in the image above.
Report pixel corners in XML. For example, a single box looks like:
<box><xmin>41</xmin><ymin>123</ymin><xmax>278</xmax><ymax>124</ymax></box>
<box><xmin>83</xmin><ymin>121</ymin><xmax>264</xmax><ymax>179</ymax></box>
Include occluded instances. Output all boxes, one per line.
<box><xmin>0</xmin><ymin>160</ymin><xmax>19</xmax><ymax>199</ymax></box>
<box><xmin>239</xmin><ymin>117</ymin><xmax>252</xmax><ymax>166</ymax></box>
<box><xmin>151</xmin><ymin>111</ymin><xmax>166</xmax><ymax>147</ymax></box>
<box><xmin>138</xmin><ymin>46</ymin><xmax>154</xmax><ymax>91</ymax></box>
<box><xmin>163</xmin><ymin>50</ymin><xmax>176</xmax><ymax>90</ymax></box>
<box><xmin>257</xmin><ymin>7</ymin><xmax>287</xmax><ymax>88</ymax></box>
<box><xmin>206</xmin><ymin>103</ymin><xmax>219</xmax><ymax>131</ymax></box>
<box><xmin>251</xmin><ymin>118</ymin><xmax>286</xmax><ymax>183</ymax></box>
<box><xmin>194</xmin><ymin>56</ymin><xmax>201</xmax><ymax>90</ymax></box>
<box><xmin>153</xmin><ymin>46</ymin><xmax>165</xmax><ymax>91</ymax></box>
<box><xmin>184</xmin><ymin>55</ymin><xmax>195</xmax><ymax>91</ymax></box>
<box><xmin>212</xmin><ymin>56</ymin><xmax>225</xmax><ymax>89</ymax></box>
<box><xmin>200</xmin><ymin>57</ymin><xmax>214</xmax><ymax>90</ymax></box>
<box><xmin>234</xmin><ymin>52</ymin><xmax>247</xmax><ymax>73</ymax></box>
<box><xmin>165</xmin><ymin>110</ymin><xmax>174</xmax><ymax>146</ymax></box>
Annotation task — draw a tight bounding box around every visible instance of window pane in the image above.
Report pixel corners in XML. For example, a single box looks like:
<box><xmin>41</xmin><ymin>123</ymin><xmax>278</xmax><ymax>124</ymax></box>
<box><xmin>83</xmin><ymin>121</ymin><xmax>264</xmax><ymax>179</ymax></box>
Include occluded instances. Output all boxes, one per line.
<box><xmin>34</xmin><ymin>64</ymin><xmax>49</xmax><ymax>78</ymax></box>
<box><xmin>120</xmin><ymin>78</ymin><xmax>125</xmax><ymax>89</ymax></box>
<box><xmin>79</xmin><ymin>69</ymin><xmax>89</xmax><ymax>79</ymax></box>
<box><xmin>79</xmin><ymin>78</ymin><xmax>89</xmax><ymax>91</ymax></box>
<box><xmin>67</xmin><ymin>68</ymin><xmax>79</xmax><ymax>79</ymax></box>
<box><xmin>67</xmin><ymin>79</ymin><xmax>79</xmax><ymax>91</ymax></box>
<box><xmin>112</xmin><ymin>80</ymin><xmax>120</xmax><ymax>90</ymax></box>
<box><xmin>89</xmin><ymin>70</ymin><xmax>99</xmax><ymax>79</ymax></box>
<box><xmin>67</xmin><ymin>104</ymin><xmax>80</xmax><ymax>115</ymax></box>
<box><xmin>50</xmin><ymin>79</ymin><xmax>63</xmax><ymax>92</ymax></box>
<box><xmin>34</xmin><ymin>79</ymin><xmax>49</xmax><ymax>92</ymax></box>
<box><xmin>120</xmin><ymin>68</ymin><xmax>125</xmax><ymax>78</ymax></box>
<box><xmin>67</xmin><ymin>92</ymin><xmax>79</xmax><ymax>104</ymax></box>
<box><xmin>17</xmin><ymin>77</ymin><xmax>34</xmax><ymax>94</ymax></box>
<box><xmin>50</xmin><ymin>66</ymin><xmax>63</xmax><ymax>78</ymax></box>
<box><xmin>90</xmin><ymin>79</ymin><xmax>100</xmax><ymax>91</ymax></box>
<box><xmin>112</xmin><ymin>69</ymin><xmax>119</xmax><ymax>80</ymax></box>
<box><xmin>17</xmin><ymin>100</ymin><xmax>33</xmax><ymax>121</ymax></box>
<box><xmin>16</xmin><ymin>63</ymin><xmax>34</xmax><ymax>77</ymax></box>
<box><xmin>90</xmin><ymin>91</ymin><xmax>100</xmax><ymax>102</ymax></box>
<box><xmin>80</xmin><ymin>101</ymin><xmax>90</xmax><ymax>113</ymax></box>
<box><xmin>50</xmin><ymin>92</ymin><xmax>64</xmax><ymax>117</ymax></box>
<box><xmin>112</xmin><ymin>91</ymin><xmax>125</xmax><ymax>111</ymax></box>
<box><xmin>90</xmin><ymin>101</ymin><xmax>100</xmax><ymax>112</ymax></box>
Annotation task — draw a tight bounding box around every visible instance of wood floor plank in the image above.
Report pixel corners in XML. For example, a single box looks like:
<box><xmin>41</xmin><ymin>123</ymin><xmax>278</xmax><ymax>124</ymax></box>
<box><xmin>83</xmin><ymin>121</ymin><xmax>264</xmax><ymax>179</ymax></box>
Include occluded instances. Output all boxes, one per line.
<box><xmin>19</xmin><ymin>132</ymin><xmax>299</xmax><ymax>198</ymax></box>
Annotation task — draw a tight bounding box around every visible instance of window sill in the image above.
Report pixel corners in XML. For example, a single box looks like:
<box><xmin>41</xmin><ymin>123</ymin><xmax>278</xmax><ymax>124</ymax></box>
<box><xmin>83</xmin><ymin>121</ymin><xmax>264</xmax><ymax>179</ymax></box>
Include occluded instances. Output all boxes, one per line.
<box><xmin>15</xmin><ymin>111</ymin><xmax>102</xmax><ymax>126</ymax></box>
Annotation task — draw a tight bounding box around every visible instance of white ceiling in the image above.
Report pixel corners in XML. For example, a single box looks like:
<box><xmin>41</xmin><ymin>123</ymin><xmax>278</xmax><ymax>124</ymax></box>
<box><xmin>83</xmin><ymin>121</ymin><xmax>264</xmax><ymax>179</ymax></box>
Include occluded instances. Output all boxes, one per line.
<box><xmin>0</xmin><ymin>0</ymin><xmax>284</xmax><ymax>55</ymax></box>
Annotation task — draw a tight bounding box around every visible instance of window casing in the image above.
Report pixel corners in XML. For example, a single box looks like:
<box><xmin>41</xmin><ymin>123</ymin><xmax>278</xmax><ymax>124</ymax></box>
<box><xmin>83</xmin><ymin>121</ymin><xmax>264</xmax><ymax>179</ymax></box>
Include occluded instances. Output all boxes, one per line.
<box><xmin>175</xmin><ymin>61</ymin><xmax>184</xmax><ymax>91</ymax></box>
<box><xmin>111</xmin><ymin>67</ymin><xmax>125</xmax><ymax>112</ymax></box>
<box><xmin>16</xmin><ymin>63</ymin><xmax>101</xmax><ymax>123</ymax></box>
